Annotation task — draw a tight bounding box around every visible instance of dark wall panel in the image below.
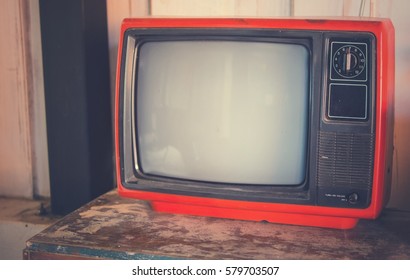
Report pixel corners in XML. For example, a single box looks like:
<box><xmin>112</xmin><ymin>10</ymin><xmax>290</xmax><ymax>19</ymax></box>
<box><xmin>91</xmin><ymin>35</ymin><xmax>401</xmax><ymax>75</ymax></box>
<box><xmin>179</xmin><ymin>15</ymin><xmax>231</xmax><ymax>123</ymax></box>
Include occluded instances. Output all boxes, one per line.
<box><xmin>40</xmin><ymin>0</ymin><xmax>114</xmax><ymax>215</ymax></box>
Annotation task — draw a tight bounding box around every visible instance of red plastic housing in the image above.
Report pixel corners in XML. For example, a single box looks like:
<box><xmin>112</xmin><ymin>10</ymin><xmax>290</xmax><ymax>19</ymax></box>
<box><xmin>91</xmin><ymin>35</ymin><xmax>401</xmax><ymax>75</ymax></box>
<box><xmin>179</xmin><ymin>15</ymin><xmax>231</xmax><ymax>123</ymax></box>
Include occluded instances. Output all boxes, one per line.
<box><xmin>115</xmin><ymin>18</ymin><xmax>395</xmax><ymax>229</ymax></box>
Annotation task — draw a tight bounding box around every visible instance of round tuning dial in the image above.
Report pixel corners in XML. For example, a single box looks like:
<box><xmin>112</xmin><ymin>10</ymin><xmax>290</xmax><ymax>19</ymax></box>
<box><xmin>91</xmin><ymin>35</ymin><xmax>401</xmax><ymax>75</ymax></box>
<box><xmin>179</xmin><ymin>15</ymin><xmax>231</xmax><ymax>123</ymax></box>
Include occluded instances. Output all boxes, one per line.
<box><xmin>333</xmin><ymin>45</ymin><xmax>366</xmax><ymax>79</ymax></box>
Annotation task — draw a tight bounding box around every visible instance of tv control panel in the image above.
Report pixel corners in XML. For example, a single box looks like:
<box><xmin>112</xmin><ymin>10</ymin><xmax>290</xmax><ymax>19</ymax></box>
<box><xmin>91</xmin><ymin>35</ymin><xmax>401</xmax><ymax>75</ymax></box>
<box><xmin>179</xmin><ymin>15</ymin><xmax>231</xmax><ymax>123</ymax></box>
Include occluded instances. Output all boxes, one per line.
<box><xmin>318</xmin><ymin>33</ymin><xmax>375</xmax><ymax>209</ymax></box>
<box><xmin>327</xmin><ymin>40</ymin><xmax>370</xmax><ymax>121</ymax></box>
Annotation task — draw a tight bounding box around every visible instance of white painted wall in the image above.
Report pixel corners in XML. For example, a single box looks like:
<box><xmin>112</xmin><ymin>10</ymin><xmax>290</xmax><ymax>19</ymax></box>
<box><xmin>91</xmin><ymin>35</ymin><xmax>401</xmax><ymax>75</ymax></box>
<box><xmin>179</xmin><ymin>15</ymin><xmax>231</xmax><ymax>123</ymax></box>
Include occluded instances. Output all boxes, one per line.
<box><xmin>150</xmin><ymin>0</ymin><xmax>291</xmax><ymax>16</ymax></box>
<box><xmin>27</xmin><ymin>0</ymin><xmax>50</xmax><ymax>198</ymax></box>
<box><xmin>387</xmin><ymin>1</ymin><xmax>410</xmax><ymax>211</ymax></box>
<box><xmin>0</xmin><ymin>0</ymin><xmax>49</xmax><ymax>198</ymax></box>
<box><xmin>1</xmin><ymin>0</ymin><xmax>407</xmax><ymax>211</ymax></box>
<box><xmin>0</xmin><ymin>0</ymin><xmax>34</xmax><ymax>198</ymax></box>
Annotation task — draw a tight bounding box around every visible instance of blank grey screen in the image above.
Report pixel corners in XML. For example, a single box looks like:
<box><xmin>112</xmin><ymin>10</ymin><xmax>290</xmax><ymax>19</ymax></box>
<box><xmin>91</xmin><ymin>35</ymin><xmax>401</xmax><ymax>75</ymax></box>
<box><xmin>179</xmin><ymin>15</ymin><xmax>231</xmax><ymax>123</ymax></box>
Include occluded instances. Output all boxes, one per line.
<box><xmin>136</xmin><ymin>41</ymin><xmax>309</xmax><ymax>185</ymax></box>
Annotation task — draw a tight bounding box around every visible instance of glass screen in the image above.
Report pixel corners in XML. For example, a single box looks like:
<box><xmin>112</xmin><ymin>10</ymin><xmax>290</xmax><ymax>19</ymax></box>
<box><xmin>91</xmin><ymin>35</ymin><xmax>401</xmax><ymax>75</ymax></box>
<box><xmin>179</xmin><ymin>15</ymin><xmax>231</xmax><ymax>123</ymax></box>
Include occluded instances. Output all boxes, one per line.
<box><xmin>136</xmin><ymin>41</ymin><xmax>309</xmax><ymax>185</ymax></box>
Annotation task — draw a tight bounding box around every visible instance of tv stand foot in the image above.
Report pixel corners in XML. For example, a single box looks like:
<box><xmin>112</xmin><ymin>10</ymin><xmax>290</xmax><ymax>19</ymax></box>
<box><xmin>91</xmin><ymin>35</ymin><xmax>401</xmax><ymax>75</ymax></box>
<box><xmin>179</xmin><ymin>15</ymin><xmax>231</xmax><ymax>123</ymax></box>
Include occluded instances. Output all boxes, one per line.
<box><xmin>151</xmin><ymin>201</ymin><xmax>359</xmax><ymax>230</ymax></box>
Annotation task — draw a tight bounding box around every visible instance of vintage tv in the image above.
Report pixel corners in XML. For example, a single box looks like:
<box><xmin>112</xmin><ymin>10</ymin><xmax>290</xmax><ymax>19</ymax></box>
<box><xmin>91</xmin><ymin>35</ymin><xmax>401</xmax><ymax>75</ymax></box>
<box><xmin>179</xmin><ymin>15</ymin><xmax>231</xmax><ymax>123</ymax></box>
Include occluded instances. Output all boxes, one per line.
<box><xmin>115</xmin><ymin>18</ymin><xmax>394</xmax><ymax>229</ymax></box>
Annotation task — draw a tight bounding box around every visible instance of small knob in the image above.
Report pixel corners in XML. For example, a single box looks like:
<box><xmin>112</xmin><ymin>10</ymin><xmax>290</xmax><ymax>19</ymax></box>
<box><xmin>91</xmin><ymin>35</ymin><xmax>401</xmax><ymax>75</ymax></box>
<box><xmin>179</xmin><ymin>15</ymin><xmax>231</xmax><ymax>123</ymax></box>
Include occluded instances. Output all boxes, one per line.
<box><xmin>343</xmin><ymin>48</ymin><xmax>358</xmax><ymax>73</ymax></box>
<box><xmin>348</xmin><ymin>193</ymin><xmax>359</xmax><ymax>204</ymax></box>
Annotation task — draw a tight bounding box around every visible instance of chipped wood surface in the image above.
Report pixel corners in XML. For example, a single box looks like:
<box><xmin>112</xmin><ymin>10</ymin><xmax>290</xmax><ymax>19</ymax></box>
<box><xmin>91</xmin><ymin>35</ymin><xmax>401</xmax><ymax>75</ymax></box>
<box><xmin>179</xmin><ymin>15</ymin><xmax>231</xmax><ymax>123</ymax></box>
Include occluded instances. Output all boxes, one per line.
<box><xmin>24</xmin><ymin>190</ymin><xmax>410</xmax><ymax>260</ymax></box>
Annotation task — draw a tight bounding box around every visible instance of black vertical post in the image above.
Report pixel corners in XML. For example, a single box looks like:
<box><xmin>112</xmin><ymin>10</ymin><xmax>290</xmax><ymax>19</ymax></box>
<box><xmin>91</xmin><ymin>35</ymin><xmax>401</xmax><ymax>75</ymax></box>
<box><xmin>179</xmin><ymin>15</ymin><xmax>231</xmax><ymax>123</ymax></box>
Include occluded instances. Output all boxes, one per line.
<box><xmin>39</xmin><ymin>0</ymin><xmax>114</xmax><ymax>215</ymax></box>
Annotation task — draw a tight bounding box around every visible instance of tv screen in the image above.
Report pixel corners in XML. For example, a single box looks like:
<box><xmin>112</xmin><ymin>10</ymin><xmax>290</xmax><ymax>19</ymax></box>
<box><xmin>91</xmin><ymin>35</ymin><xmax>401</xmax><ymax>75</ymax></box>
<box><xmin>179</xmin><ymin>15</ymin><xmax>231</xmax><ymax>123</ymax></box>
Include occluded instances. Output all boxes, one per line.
<box><xmin>116</xmin><ymin>18</ymin><xmax>395</xmax><ymax>229</ymax></box>
<box><xmin>137</xmin><ymin>41</ymin><xmax>308</xmax><ymax>185</ymax></box>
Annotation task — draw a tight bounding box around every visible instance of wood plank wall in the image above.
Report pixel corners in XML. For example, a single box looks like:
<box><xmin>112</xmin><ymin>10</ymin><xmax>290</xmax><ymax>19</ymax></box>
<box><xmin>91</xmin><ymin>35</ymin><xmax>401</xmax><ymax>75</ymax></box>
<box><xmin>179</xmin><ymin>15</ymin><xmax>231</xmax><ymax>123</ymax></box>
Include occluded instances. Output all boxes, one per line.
<box><xmin>0</xmin><ymin>1</ymin><xmax>33</xmax><ymax>198</ymax></box>
<box><xmin>0</xmin><ymin>0</ymin><xmax>49</xmax><ymax>198</ymax></box>
<box><xmin>1</xmin><ymin>0</ymin><xmax>408</xmax><ymax>212</ymax></box>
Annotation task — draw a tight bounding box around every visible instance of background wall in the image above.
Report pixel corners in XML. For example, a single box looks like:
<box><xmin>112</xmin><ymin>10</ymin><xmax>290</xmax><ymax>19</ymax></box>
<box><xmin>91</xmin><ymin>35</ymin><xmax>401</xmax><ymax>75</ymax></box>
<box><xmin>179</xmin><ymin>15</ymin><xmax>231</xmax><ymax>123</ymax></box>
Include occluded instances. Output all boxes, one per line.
<box><xmin>0</xmin><ymin>0</ymin><xmax>408</xmax><ymax>212</ymax></box>
<box><xmin>107</xmin><ymin>0</ymin><xmax>410</xmax><ymax>211</ymax></box>
<box><xmin>0</xmin><ymin>0</ymin><xmax>49</xmax><ymax>198</ymax></box>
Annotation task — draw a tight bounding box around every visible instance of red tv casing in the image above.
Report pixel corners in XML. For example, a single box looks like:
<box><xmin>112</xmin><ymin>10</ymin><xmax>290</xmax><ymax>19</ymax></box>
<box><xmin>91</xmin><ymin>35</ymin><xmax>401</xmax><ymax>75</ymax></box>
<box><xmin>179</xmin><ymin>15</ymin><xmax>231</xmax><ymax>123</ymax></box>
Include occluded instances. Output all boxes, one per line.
<box><xmin>116</xmin><ymin>18</ymin><xmax>395</xmax><ymax>229</ymax></box>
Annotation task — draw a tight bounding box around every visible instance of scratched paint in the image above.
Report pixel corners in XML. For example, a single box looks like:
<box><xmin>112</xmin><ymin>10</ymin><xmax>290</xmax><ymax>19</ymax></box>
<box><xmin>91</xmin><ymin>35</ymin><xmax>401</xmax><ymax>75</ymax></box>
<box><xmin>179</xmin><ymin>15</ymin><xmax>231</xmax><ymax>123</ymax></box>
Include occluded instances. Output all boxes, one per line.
<box><xmin>25</xmin><ymin>191</ymin><xmax>410</xmax><ymax>260</ymax></box>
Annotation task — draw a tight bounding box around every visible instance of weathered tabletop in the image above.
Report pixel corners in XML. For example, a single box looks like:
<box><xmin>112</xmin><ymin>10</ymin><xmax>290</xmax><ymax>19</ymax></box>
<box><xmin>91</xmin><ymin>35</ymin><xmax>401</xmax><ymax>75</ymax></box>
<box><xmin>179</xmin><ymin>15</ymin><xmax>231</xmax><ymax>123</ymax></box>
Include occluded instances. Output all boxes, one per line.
<box><xmin>24</xmin><ymin>190</ymin><xmax>410</xmax><ymax>259</ymax></box>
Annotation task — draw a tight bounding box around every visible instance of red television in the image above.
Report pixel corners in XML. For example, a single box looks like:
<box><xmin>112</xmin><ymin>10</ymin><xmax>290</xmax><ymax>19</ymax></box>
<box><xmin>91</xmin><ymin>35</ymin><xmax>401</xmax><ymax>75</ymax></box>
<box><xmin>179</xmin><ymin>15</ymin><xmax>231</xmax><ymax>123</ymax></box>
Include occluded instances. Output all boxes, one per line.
<box><xmin>115</xmin><ymin>18</ymin><xmax>394</xmax><ymax>229</ymax></box>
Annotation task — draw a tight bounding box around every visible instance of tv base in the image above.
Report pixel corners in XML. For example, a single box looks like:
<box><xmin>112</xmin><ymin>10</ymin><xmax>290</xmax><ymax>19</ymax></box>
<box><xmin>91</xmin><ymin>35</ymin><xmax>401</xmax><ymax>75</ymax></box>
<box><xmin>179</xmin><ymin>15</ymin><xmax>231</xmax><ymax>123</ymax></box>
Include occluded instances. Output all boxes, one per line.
<box><xmin>151</xmin><ymin>201</ymin><xmax>359</xmax><ymax>230</ymax></box>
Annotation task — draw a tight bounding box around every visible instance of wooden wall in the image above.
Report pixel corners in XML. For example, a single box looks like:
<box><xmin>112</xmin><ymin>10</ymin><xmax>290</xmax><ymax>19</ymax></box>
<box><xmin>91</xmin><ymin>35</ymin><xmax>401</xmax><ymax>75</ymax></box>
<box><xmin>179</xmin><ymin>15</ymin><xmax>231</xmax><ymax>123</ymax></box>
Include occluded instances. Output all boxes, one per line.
<box><xmin>1</xmin><ymin>0</ymin><xmax>408</xmax><ymax>211</ymax></box>
<box><xmin>0</xmin><ymin>0</ymin><xmax>49</xmax><ymax>198</ymax></box>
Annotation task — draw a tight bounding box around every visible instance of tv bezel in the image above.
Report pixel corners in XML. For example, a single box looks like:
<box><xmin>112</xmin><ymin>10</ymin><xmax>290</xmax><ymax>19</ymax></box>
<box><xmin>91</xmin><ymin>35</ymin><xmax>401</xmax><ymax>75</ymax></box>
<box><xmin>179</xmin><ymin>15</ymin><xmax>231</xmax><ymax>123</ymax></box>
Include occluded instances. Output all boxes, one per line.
<box><xmin>120</xmin><ymin>29</ymin><xmax>323</xmax><ymax>205</ymax></box>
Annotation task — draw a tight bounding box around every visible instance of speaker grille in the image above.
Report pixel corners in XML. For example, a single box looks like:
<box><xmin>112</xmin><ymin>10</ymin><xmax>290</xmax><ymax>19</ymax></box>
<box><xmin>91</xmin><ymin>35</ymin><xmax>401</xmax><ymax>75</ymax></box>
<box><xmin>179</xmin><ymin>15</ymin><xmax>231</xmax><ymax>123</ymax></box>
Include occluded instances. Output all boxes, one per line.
<box><xmin>317</xmin><ymin>131</ymin><xmax>374</xmax><ymax>189</ymax></box>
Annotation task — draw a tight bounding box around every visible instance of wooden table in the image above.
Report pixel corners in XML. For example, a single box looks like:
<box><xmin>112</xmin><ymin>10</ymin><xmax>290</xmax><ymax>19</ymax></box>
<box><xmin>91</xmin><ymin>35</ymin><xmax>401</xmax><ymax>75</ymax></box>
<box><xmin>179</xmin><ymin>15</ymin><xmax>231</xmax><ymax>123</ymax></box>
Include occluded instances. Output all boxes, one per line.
<box><xmin>24</xmin><ymin>190</ymin><xmax>410</xmax><ymax>259</ymax></box>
